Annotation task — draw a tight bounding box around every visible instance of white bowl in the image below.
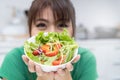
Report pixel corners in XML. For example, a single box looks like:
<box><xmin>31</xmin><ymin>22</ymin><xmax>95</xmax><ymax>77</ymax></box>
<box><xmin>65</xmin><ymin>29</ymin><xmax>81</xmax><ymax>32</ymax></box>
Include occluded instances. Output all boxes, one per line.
<box><xmin>24</xmin><ymin>36</ymin><xmax>78</xmax><ymax>72</ymax></box>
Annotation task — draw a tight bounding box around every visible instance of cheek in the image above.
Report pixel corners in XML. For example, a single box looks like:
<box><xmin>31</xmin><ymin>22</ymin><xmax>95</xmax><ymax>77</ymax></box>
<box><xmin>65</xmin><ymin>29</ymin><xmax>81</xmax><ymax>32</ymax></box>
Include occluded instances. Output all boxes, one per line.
<box><xmin>69</xmin><ymin>30</ymin><xmax>73</xmax><ymax>37</ymax></box>
<box><xmin>67</xmin><ymin>22</ymin><xmax>73</xmax><ymax>37</ymax></box>
<box><xmin>31</xmin><ymin>27</ymin><xmax>40</xmax><ymax>36</ymax></box>
<box><xmin>68</xmin><ymin>27</ymin><xmax>73</xmax><ymax>37</ymax></box>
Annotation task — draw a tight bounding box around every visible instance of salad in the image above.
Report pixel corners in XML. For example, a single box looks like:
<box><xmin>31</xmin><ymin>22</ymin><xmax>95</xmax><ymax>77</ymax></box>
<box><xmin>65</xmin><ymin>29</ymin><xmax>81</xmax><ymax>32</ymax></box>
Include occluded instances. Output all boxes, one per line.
<box><xmin>24</xmin><ymin>29</ymin><xmax>78</xmax><ymax>66</ymax></box>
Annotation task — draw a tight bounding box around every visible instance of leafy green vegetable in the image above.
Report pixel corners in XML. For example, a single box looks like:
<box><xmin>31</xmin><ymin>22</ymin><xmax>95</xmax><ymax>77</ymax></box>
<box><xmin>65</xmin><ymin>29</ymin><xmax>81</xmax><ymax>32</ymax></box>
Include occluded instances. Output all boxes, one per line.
<box><xmin>24</xmin><ymin>29</ymin><xmax>78</xmax><ymax>66</ymax></box>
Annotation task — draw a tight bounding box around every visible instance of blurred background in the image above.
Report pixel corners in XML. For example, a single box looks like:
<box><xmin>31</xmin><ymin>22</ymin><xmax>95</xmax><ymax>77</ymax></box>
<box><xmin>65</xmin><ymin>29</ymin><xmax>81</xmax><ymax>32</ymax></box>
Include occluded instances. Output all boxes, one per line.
<box><xmin>0</xmin><ymin>0</ymin><xmax>120</xmax><ymax>80</ymax></box>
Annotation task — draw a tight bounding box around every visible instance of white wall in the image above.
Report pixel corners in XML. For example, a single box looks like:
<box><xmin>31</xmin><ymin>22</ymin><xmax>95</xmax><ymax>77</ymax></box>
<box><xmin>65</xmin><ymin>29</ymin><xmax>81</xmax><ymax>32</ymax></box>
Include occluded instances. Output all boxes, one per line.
<box><xmin>0</xmin><ymin>0</ymin><xmax>33</xmax><ymax>28</ymax></box>
<box><xmin>72</xmin><ymin>0</ymin><xmax>120</xmax><ymax>31</ymax></box>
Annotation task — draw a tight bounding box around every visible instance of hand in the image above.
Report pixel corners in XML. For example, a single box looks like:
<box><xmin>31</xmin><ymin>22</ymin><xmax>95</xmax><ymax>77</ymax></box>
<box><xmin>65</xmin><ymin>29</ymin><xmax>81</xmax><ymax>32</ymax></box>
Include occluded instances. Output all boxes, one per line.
<box><xmin>54</xmin><ymin>54</ymin><xmax>80</xmax><ymax>80</ymax></box>
<box><xmin>22</xmin><ymin>55</ymin><xmax>54</xmax><ymax>80</ymax></box>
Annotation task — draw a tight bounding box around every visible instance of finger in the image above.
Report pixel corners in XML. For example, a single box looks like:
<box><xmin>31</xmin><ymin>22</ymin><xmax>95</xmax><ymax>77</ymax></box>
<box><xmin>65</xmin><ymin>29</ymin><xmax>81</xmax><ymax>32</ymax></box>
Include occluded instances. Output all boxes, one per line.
<box><xmin>72</xmin><ymin>54</ymin><xmax>80</xmax><ymax>63</ymax></box>
<box><xmin>49</xmin><ymin>71</ymin><xmax>54</xmax><ymax>76</ymax></box>
<box><xmin>57</xmin><ymin>68</ymin><xmax>66</xmax><ymax>76</ymax></box>
<box><xmin>35</xmin><ymin>65</ymin><xmax>44</xmax><ymax>76</ymax></box>
<box><xmin>22</xmin><ymin>55</ymin><xmax>29</xmax><ymax>65</ymax></box>
<box><xmin>28</xmin><ymin>60</ymin><xmax>36</xmax><ymax>72</ymax></box>
<box><xmin>66</xmin><ymin>62</ymin><xmax>73</xmax><ymax>71</ymax></box>
<box><xmin>49</xmin><ymin>72</ymin><xmax>54</xmax><ymax>78</ymax></box>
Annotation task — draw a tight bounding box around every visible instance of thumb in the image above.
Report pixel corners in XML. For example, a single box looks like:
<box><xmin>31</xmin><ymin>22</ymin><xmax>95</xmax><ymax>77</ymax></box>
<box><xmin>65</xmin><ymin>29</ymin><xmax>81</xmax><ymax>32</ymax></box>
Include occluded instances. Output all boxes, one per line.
<box><xmin>22</xmin><ymin>55</ymin><xmax>29</xmax><ymax>65</ymax></box>
<box><xmin>72</xmin><ymin>54</ymin><xmax>80</xmax><ymax>63</ymax></box>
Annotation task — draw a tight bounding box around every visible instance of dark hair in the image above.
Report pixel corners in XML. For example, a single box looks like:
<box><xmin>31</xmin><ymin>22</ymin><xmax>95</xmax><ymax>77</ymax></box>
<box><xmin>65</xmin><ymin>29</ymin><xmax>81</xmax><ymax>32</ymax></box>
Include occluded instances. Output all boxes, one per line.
<box><xmin>28</xmin><ymin>0</ymin><xmax>76</xmax><ymax>36</ymax></box>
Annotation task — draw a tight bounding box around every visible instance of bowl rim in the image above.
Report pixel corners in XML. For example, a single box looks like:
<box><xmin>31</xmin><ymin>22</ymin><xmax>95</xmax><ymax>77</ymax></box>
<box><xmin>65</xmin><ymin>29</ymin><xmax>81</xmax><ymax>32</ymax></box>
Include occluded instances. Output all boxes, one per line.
<box><xmin>24</xmin><ymin>34</ymin><xmax>78</xmax><ymax>67</ymax></box>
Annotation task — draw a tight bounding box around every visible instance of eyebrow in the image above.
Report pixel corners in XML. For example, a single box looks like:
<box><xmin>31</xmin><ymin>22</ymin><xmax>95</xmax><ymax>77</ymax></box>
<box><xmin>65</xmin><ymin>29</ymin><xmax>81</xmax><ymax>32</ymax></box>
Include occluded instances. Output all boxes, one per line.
<box><xmin>56</xmin><ymin>18</ymin><xmax>69</xmax><ymax>22</ymax></box>
<box><xmin>35</xmin><ymin>18</ymin><xmax>69</xmax><ymax>23</ymax></box>
<box><xmin>36</xmin><ymin>18</ymin><xmax>49</xmax><ymax>23</ymax></box>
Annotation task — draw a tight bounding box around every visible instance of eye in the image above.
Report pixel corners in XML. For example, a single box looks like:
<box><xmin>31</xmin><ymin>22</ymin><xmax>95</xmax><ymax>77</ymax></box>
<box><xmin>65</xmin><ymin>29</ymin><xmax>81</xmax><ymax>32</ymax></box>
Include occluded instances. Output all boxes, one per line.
<box><xmin>57</xmin><ymin>23</ymin><xmax>69</xmax><ymax>28</ymax></box>
<box><xmin>36</xmin><ymin>23</ymin><xmax>47</xmax><ymax>29</ymax></box>
<box><xmin>36</xmin><ymin>23</ymin><xmax>46</xmax><ymax>27</ymax></box>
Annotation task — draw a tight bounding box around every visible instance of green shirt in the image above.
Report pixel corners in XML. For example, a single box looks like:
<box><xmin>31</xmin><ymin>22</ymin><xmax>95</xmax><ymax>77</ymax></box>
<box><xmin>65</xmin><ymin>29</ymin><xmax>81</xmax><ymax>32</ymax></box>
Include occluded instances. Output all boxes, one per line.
<box><xmin>0</xmin><ymin>47</ymin><xmax>98</xmax><ymax>80</ymax></box>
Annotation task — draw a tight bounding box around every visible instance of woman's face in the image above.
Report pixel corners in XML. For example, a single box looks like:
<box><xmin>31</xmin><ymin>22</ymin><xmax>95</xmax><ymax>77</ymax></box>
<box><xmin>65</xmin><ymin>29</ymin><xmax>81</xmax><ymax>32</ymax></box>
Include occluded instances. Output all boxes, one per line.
<box><xmin>31</xmin><ymin>7</ymin><xmax>73</xmax><ymax>37</ymax></box>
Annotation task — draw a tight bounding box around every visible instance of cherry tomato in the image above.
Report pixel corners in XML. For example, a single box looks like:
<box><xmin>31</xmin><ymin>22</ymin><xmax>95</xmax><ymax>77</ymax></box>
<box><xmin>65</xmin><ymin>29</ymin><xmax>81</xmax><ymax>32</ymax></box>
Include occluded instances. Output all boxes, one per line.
<box><xmin>32</xmin><ymin>50</ymin><xmax>39</xmax><ymax>56</ymax></box>
<box><xmin>52</xmin><ymin>59</ymin><xmax>61</xmax><ymax>66</ymax></box>
<box><xmin>41</xmin><ymin>44</ymin><xmax>50</xmax><ymax>53</ymax></box>
<box><xmin>41</xmin><ymin>44</ymin><xmax>59</xmax><ymax>57</ymax></box>
<box><xmin>44</xmin><ymin>50</ymin><xmax>58</xmax><ymax>57</ymax></box>
<box><xmin>52</xmin><ymin>55</ymin><xmax>66</xmax><ymax>66</ymax></box>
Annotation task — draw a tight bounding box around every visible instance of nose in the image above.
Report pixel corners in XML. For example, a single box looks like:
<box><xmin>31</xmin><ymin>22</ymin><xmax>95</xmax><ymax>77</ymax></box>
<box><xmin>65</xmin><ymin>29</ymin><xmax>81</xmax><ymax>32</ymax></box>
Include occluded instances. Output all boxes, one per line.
<box><xmin>48</xmin><ymin>25</ymin><xmax>56</xmax><ymax>32</ymax></box>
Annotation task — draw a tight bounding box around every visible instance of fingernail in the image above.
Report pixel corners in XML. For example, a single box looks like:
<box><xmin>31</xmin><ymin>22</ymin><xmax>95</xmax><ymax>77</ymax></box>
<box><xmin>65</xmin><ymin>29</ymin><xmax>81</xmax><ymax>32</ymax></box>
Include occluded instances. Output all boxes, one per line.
<box><xmin>70</xmin><ymin>67</ymin><xmax>73</xmax><ymax>71</ymax></box>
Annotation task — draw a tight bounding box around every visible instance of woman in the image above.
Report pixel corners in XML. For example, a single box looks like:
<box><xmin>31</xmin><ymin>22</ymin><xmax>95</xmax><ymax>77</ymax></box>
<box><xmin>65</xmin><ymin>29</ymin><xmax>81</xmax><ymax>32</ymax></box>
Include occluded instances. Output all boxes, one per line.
<box><xmin>0</xmin><ymin>0</ymin><xmax>98</xmax><ymax>80</ymax></box>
